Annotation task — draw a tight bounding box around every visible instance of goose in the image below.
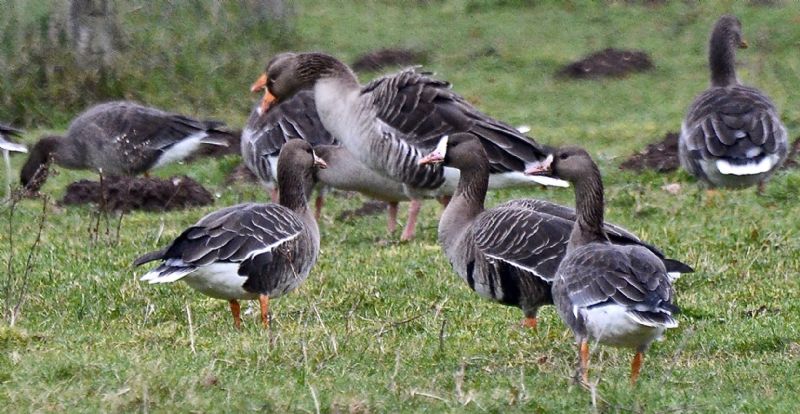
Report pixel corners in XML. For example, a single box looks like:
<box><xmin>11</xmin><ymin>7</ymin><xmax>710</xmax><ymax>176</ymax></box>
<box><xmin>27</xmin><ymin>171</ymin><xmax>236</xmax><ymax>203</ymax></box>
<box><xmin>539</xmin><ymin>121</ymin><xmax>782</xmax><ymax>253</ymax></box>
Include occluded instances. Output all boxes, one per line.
<box><xmin>418</xmin><ymin>134</ymin><xmax>691</xmax><ymax>328</ymax></box>
<box><xmin>679</xmin><ymin>15</ymin><xmax>788</xmax><ymax>190</ymax></box>
<box><xmin>528</xmin><ymin>147</ymin><xmax>679</xmax><ymax>385</ymax></box>
<box><xmin>241</xmin><ymin>90</ymin><xmax>336</xmax><ymax>217</ymax></box>
<box><xmin>134</xmin><ymin>139</ymin><xmax>326</xmax><ymax>328</ymax></box>
<box><xmin>20</xmin><ymin>101</ymin><xmax>233</xmax><ymax>191</ymax></box>
<box><xmin>0</xmin><ymin>123</ymin><xmax>28</xmax><ymax>197</ymax></box>
<box><xmin>250</xmin><ymin>52</ymin><xmax>567</xmax><ymax>240</ymax></box>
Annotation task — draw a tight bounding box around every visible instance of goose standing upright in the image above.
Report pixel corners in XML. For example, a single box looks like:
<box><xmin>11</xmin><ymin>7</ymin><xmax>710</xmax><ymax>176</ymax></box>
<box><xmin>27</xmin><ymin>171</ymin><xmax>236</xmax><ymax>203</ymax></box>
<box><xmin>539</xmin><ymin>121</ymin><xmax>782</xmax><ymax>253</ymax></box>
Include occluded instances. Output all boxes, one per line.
<box><xmin>135</xmin><ymin>139</ymin><xmax>326</xmax><ymax>328</ymax></box>
<box><xmin>528</xmin><ymin>147</ymin><xmax>679</xmax><ymax>385</ymax></box>
<box><xmin>20</xmin><ymin>101</ymin><xmax>233</xmax><ymax>191</ymax></box>
<box><xmin>250</xmin><ymin>52</ymin><xmax>567</xmax><ymax>240</ymax></box>
<box><xmin>419</xmin><ymin>134</ymin><xmax>690</xmax><ymax>328</ymax></box>
<box><xmin>0</xmin><ymin>124</ymin><xmax>28</xmax><ymax>197</ymax></box>
<box><xmin>679</xmin><ymin>15</ymin><xmax>788</xmax><ymax>190</ymax></box>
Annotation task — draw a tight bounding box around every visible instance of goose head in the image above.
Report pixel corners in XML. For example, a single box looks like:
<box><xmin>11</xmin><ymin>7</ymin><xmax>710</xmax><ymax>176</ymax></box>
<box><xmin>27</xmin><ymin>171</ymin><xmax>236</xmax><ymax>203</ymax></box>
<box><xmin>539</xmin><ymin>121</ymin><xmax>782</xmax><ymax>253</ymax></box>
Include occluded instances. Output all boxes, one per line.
<box><xmin>418</xmin><ymin>133</ymin><xmax>487</xmax><ymax>170</ymax></box>
<box><xmin>712</xmin><ymin>15</ymin><xmax>748</xmax><ymax>51</ymax></box>
<box><xmin>526</xmin><ymin>146</ymin><xmax>599</xmax><ymax>185</ymax></box>
<box><xmin>250</xmin><ymin>52</ymin><xmax>355</xmax><ymax>114</ymax></box>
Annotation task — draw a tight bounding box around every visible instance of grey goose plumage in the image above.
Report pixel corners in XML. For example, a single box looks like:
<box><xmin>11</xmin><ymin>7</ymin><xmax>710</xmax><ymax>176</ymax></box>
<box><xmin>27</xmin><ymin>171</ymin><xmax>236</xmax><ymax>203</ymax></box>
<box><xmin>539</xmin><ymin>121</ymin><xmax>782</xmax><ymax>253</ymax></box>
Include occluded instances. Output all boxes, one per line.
<box><xmin>20</xmin><ymin>101</ymin><xmax>232</xmax><ymax>191</ymax></box>
<box><xmin>1</xmin><ymin>123</ymin><xmax>28</xmax><ymax>197</ymax></box>
<box><xmin>251</xmin><ymin>52</ymin><xmax>566</xmax><ymax>239</ymax></box>
<box><xmin>530</xmin><ymin>147</ymin><xmax>679</xmax><ymax>385</ymax></box>
<box><xmin>135</xmin><ymin>139</ymin><xmax>326</xmax><ymax>328</ymax></box>
<box><xmin>419</xmin><ymin>134</ymin><xmax>690</xmax><ymax>329</ymax></box>
<box><xmin>679</xmin><ymin>15</ymin><xmax>788</xmax><ymax>189</ymax></box>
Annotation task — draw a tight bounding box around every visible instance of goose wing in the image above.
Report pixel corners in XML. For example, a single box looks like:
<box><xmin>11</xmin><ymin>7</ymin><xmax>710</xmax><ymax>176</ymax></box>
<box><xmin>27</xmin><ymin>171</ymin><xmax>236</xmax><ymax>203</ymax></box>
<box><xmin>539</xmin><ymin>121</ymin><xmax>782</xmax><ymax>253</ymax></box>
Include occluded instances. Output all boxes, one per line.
<box><xmin>472</xmin><ymin>206</ymin><xmax>573</xmax><ymax>282</ymax></box>
<box><xmin>682</xmin><ymin>85</ymin><xmax>788</xmax><ymax>173</ymax></box>
<box><xmin>362</xmin><ymin>68</ymin><xmax>551</xmax><ymax>173</ymax></box>
<box><xmin>242</xmin><ymin>91</ymin><xmax>336</xmax><ymax>183</ymax></box>
<box><xmin>135</xmin><ymin>203</ymin><xmax>305</xmax><ymax>282</ymax></box>
<box><xmin>558</xmin><ymin>244</ymin><xmax>678</xmax><ymax>327</ymax></box>
<box><xmin>0</xmin><ymin>124</ymin><xmax>27</xmax><ymax>153</ymax></box>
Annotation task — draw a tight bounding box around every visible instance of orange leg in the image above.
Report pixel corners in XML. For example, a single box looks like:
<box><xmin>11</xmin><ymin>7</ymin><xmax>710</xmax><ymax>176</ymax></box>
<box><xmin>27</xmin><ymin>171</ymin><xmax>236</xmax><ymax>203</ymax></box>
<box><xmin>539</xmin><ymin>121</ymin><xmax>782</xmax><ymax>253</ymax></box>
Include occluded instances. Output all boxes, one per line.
<box><xmin>437</xmin><ymin>195</ymin><xmax>452</xmax><ymax>207</ymax></box>
<box><xmin>259</xmin><ymin>294</ymin><xmax>270</xmax><ymax>328</ymax></box>
<box><xmin>314</xmin><ymin>194</ymin><xmax>324</xmax><ymax>220</ymax></box>
<box><xmin>400</xmin><ymin>199</ymin><xmax>422</xmax><ymax>241</ymax></box>
<box><xmin>579</xmin><ymin>339</ymin><xmax>590</xmax><ymax>385</ymax></box>
<box><xmin>521</xmin><ymin>316</ymin><xmax>538</xmax><ymax>329</ymax></box>
<box><xmin>143</xmin><ymin>171</ymin><xmax>151</xmax><ymax>178</ymax></box>
<box><xmin>387</xmin><ymin>202</ymin><xmax>398</xmax><ymax>233</ymax></box>
<box><xmin>630</xmin><ymin>351</ymin><xmax>644</xmax><ymax>386</ymax></box>
<box><xmin>270</xmin><ymin>188</ymin><xmax>279</xmax><ymax>203</ymax></box>
<box><xmin>229</xmin><ymin>299</ymin><xmax>241</xmax><ymax>329</ymax></box>
<box><xmin>756</xmin><ymin>181</ymin><xmax>766</xmax><ymax>195</ymax></box>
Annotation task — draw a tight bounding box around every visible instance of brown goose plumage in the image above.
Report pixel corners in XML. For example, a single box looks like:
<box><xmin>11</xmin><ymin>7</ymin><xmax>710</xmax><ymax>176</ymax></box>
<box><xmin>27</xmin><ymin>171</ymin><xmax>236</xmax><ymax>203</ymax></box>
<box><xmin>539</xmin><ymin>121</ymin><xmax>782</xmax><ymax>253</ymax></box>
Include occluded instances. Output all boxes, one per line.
<box><xmin>419</xmin><ymin>134</ymin><xmax>690</xmax><ymax>329</ymax></box>
<box><xmin>679</xmin><ymin>15</ymin><xmax>788</xmax><ymax>189</ymax></box>
<box><xmin>251</xmin><ymin>52</ymin><xmax>567</xmax><ymax>239</ymax></box>
<box><xmin>530</xmin><ymin>147</ymin><xmax>679</xmax><ymax>385</ymax></box>
<box><xmin>20</xmin><ymin>101</ymin><xmax>233</xmax><ymax>191</ymax></box>
<box><xmin>135</xmin><ymin>139</ymin><xmax>326</xmax><ymax>328</ymax></box>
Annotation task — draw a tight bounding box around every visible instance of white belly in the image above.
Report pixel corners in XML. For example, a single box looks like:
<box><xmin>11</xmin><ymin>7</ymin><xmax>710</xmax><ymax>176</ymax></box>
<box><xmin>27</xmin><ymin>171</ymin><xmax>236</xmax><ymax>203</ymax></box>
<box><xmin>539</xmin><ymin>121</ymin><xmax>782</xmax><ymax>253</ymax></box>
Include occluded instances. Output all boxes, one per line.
<box><xmin>582</xmin><ymin>304</ymin><xmax>665</xmax><ymax>349</ymax></box>
<box><xmin>182</xmin><ymin>263</ymin><xmax>259</xmax><ymax>300</ymax></box>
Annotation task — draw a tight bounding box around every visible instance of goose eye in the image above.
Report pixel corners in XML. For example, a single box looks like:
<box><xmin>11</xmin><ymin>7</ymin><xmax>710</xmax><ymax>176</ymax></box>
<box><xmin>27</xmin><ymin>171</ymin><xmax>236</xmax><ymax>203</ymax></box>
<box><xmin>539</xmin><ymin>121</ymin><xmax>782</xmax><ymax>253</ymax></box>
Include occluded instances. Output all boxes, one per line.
<box><xmin>559</xmin><ymin>153</ymin><xmax>569</xmax><ymax>160</ymax></box>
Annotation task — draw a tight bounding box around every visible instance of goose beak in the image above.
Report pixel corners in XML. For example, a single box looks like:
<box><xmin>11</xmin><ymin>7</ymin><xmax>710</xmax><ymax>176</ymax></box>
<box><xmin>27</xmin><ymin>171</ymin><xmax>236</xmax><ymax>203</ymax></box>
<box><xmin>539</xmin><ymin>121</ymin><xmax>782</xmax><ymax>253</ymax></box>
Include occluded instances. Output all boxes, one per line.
<box><xmin>525</xmin><ymin>154</ymin><xmax>553</xmax><ymax>175</ymax></box>
<box><xmin>250</xmin><ymin>73</ymin><xmax>267</xmax><ymax>92</ymax></box>
<box><xmin>739</xmin><ymin>39</ymin><xmax>749</xmax><ymax>49</ymax></box>
<box><xmin>313</xmin><ymin>153</ymin><xmax>328</xmax><ymax>169</ymax></box>
<box><xmin>419</xmin><ymin>151</ymin><xmax>444</xmax><ymax>165</ymax></box>
<box><xmin>251</xmin><ymin>73</ymin><xmax>277</xmax><ymax>114</ymax></box>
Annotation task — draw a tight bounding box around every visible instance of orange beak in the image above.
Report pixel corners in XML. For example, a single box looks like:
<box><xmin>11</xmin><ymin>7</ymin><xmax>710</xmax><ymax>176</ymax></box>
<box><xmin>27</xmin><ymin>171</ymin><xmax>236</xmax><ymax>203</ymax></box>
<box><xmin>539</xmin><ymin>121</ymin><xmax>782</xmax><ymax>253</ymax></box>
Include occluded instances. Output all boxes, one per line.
<box><xmin>250</xmin><ymin>73</ymin><xmax>277</xmax><ymax>113</ymax></box>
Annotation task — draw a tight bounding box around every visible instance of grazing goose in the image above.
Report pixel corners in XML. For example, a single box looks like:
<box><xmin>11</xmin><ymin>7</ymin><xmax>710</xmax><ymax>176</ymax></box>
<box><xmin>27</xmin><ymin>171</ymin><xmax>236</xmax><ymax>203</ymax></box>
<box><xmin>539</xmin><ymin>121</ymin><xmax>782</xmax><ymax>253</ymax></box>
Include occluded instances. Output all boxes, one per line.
<box><xmin>419</xmin><ymin>134</ymin><xmax>691</xmax><ymax>328</ymax></box>
<box><xmin>135</xmin><ymin>139</ymin><xmax>326</xmax><ymax>328</ymax></box>
<box><xmin>528</xmin><ymin>147</ymin><xmax>679</xmax><ymax>385</ymax></box>
<box><xmin>241</xmin><ymin>90</ymin><xmax>336</xmax><ymax>217</ymax></box>
<box><xmin>679</xmin><ymin>15</ymin><xmax>788</xmax><ymax>190</ymax></box>
<box><xmin>0</xmin><ymin>123</ymin><xmax>28</xmax><ymax>197</ymax></box>
<box><xmin>251</xmin><ymin>52</ymin><xmax>567</xmax><ymax>240</ymax></box>
<box><xmin>20</xmin><ymin>101</ymin><xmax>232</xmax><ymax>191</ymax></box>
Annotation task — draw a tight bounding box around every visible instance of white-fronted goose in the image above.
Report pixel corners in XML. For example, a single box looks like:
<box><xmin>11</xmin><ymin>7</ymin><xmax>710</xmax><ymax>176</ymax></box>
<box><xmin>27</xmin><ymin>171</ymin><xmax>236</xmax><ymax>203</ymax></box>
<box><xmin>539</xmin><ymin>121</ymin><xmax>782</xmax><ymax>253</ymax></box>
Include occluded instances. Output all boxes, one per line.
<box><xmin>0</xmin><ymin>123</ymin><xmax>27</xmax><ymax>196</ymax></box>
<box><xmin>529</xmin><ymin>147</ymin><xmax>679</xmax><ymax>385</ymax></box>
<box><xmin>135</xmin><ymin>139</ymin><xmax>326</xmax><ymax>328</ymax></box>
<box><xmin>419</xmin><ymin>134</ymin><xmax>691</xmax><ymax>328</ymax></box>
<box><xmin>679</xmin><ymin>15</ymin><xmax>788</xmax><ymax>190</ymax></box>
<box><xmin>251</xmin><ymin>52</ymin><xmax>567</xmax><ymax>240</ymax></box>
<box><xmin>20</xmin><ymin>101</ymin><xmax>232</xmax><ymax>191</ymax></box>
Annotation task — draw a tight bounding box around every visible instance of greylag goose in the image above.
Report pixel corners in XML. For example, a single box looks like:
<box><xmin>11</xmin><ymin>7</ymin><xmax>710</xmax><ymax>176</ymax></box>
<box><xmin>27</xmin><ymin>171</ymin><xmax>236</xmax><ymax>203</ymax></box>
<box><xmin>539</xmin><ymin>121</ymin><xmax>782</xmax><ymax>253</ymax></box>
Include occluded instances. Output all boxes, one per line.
<box><xmin>0</xmin><ymin>123</ymin><xmax>27</xmax><ymax>197</ymax></box>
<box><xmin>251</xmin><ymin>52</ymin><xmax>567</xmax><ymax>240</ymax></box>
<box><xmin>241</xmin><ymin>90</ymin><xmax>336</xmax><ymax>217</ymax></box>
<box><xmin>20</xmin><ymin>101</ymin><xmax>232</xmax><ymax>191</ymax></box>
<box><xmin>135</xmin><ymin>139</ymin><xmax>326</xmax><ymax>328</ymax></box>
<box><xmin>679</xmin><ymin>15</ymin><xmax>788</xmax><ymax>190</ymax></box>
<box><xmin>419</xmin><ymin>134</ymin><xmax>691</xmax><ymax>328</ymax></box>
<box><xmin>528</xmin><ymin>147</ymin><xmax>679</xmax><ymax>385</ymax></box>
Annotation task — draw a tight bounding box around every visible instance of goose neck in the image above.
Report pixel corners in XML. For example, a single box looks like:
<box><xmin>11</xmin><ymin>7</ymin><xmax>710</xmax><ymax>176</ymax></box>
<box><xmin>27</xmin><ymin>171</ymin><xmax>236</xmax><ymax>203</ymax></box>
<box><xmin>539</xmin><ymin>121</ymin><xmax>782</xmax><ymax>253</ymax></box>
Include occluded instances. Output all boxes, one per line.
<box><xmin>709</xmin><ymin>28</ymin><xmax>738</xmax><ymax>87</ymax></box>
<box><xmin>278</xmin><ymin>169</ymin><xmax>313</xmax><ymax>213</ymax></box>
<box><xmin>568</xmin><ymin>167</ymin><xmax>607</xmax><ymax>250</ymax></box>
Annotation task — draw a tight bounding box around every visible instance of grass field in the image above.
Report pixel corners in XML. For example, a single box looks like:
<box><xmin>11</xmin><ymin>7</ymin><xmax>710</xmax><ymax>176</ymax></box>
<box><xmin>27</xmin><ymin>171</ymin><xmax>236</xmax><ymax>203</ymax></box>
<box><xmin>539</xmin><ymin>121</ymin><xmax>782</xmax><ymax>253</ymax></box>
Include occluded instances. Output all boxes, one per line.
<box><xmin>2</xmin><ymin>1</ymin><xmax>800</xmax><ymax>412</ymax></box>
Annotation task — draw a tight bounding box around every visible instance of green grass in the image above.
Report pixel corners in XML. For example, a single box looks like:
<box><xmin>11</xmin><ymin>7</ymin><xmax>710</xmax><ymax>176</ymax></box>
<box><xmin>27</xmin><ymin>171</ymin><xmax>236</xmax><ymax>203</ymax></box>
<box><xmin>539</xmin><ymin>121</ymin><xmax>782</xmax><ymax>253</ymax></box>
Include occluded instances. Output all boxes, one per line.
<box><xmin>2</xmin><ymin>0</ymin><xmax>800</xmax><ymax>412</ymax></box>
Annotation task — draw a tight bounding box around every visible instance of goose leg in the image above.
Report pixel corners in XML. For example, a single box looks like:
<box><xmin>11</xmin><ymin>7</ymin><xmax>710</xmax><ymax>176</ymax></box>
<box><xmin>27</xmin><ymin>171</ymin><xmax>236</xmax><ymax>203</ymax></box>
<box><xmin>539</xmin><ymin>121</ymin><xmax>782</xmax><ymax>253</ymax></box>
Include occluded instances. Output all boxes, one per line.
<box><xmin>270</xmin><ymin>188</ymin><xmax>279</xmax><ymax>203</ymax></box>
<box><xmin>630</xmin><ymin>351</ymin><xmax>644</xmax><ymax>386</ymax></box>
<box><xmin>756</xmin><ymin>180</ymin><xmax>766</xmax><ymax>195</ymax></box>
<box><xmin>229</xmin><ymin>299</ymin><xmax>241</xmax><ymax>329</ymax></box>
<box><xmin>314</xmin><ymin>193</ymin><xmax>324</xmax><ymax>220</ymax></box>
<box><xmin>259</xmin><ymin>294</ymin><xmax>270</xmax><ymax>328</ymax></box>
<box><xmin>437</xmin><ymin>195</ymin><xmax>451</xmax><ymax>207</ymax></box>
<box><xmin>400</xmin><ymin>199</ymin><xmax>422</xmax><ymax>241</ymax></box>
<box><xmin>387</xmin><ymin>202</ymin><xmax>399</xmax><ymax>233</ymax></box>
<box><xmin>521</xmin><ymin>316</ymin><xmax>538</xmax><ymax>329</ymax></box>
<box><xmin>143</xmin><ymin>171</ymin><xmax>150</xmax><ymax>178</ymax></box>
<box><xmin>3</xmin><ymin>150</ymin><xmax>11</xmax><ymax>198</ymax></box>
<box><xmin>578</xmin><ymin>339</ymin><xmax>590</xmax><ymax>385</ymax></box>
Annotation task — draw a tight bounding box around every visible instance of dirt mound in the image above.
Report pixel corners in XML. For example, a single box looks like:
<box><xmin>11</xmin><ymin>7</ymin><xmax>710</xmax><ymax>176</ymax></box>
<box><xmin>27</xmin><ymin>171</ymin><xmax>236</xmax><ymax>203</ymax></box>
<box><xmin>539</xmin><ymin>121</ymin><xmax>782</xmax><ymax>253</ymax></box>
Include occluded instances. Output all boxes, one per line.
<box><xmin>620</xmin><ymin>132</ymin><xmax>680</xmax><ymax>172</ymax></box>
<box><xmin>337</xmin><ymin>200</ymin><xmax>388</xmax><ymax>221</ymax></box>
<box><xmin>352</xmin><ymin>48</ymin><xmax>425</xmax><ymax>72</ymax></box>
<box><xmin>60</xmin><ymin>175</ymin><xmax>214</xmax><ymax>212</ymax></box>
<box><xmin>780</xmin><ymin>136</ymin><xmax>800</xmax><ymax>170</ymax></box>
<box><xmin>558</xmin><ymin>48</ymin><xmax>654</xmax><ymax>79</ymax></box>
